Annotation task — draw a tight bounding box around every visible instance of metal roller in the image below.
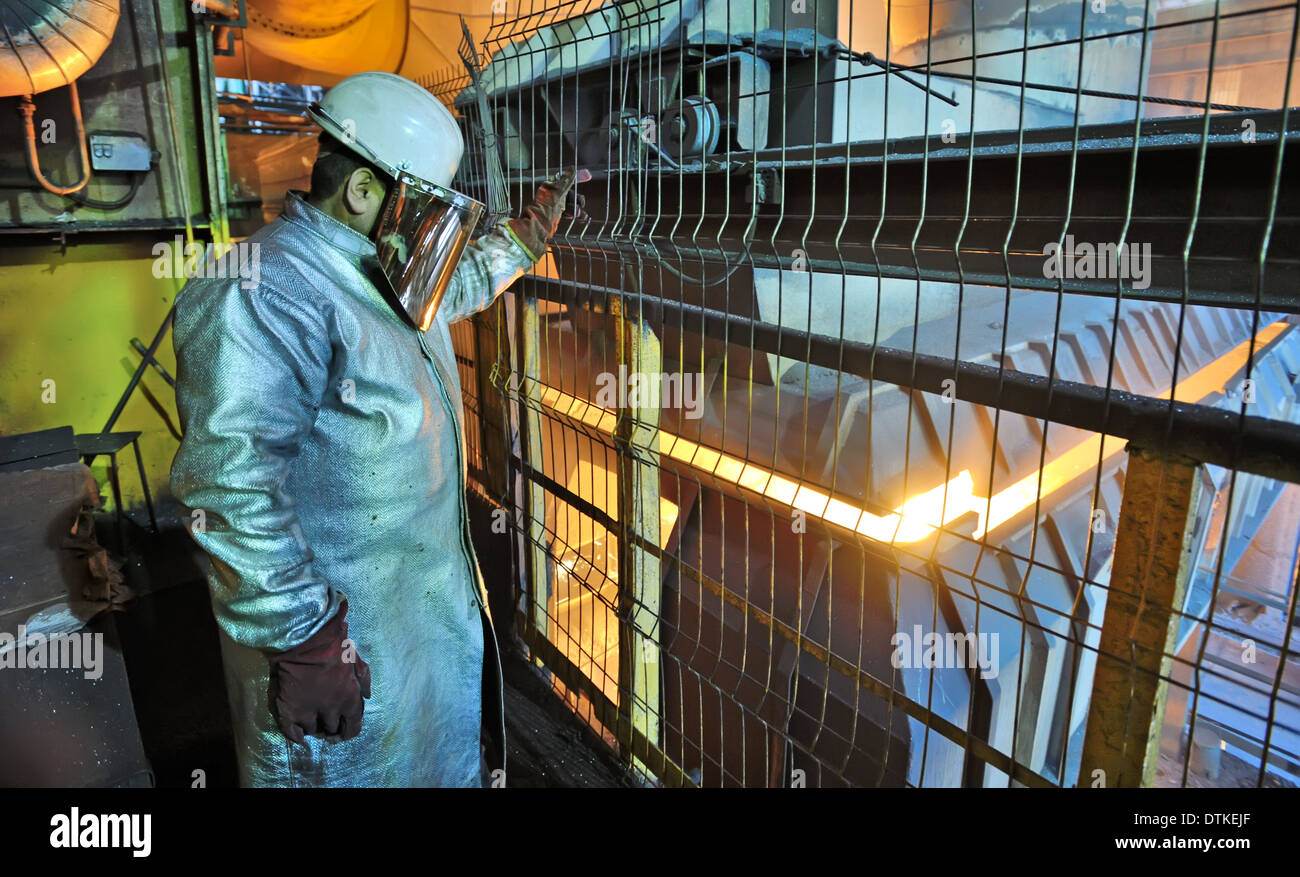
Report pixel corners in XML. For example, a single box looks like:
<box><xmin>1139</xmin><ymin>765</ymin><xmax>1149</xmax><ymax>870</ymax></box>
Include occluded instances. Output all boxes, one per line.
<box><xmin>658</xmin><ymin>95</ymin><xmax>719</xmax><ymax>161</ymax></box>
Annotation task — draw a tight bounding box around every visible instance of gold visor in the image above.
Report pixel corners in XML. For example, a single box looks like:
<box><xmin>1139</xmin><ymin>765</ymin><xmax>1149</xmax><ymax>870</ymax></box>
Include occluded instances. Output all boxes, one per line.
<box><xmin>372</xmin><ymin>172</ymin><xmax>486</xmax><ymax>330</ymax></box>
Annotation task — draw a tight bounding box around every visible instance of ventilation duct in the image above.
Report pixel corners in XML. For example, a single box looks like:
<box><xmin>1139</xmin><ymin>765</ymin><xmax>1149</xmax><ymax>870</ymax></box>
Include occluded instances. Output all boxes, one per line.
<box><xmin>0</xmin><ymin>0</ymin><xmax>120</xmax><ymax>98</ymax></box>
<box><xmin>1</xmin><ymin>1</ymin><xmax>121</xmax><ymax>196</ymax></box>
<box><xmin>243</xmin><ymin>0</ymin><xmax>407</xmax><ymax>77</ymax></box>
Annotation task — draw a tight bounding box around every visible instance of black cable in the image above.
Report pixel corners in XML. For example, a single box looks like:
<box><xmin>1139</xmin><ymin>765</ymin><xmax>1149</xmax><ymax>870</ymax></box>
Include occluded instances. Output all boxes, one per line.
<box><xmin>66</xmin><ymin>172</ymin><xmax>145</xmax><ymax>210</ymax></box>
<box><xmin>658</xmin><ymin>256</ymin><xmax>746</xmax><ymax>287</ymax></box>
<box><xmin>855</xmin><ymin>50</ymin><xmax>961</xmax><ymax>107</ymax></box>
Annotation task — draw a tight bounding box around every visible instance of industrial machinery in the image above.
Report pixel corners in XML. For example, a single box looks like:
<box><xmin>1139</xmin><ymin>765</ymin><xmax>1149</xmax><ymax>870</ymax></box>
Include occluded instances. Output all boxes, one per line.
<box><xmin>435</xmin><ymin>0</ymin><xmax>1300</xmax><ymax>787</ymax></box>
<box><xmin>0</xmin><ymin>0</ymin><xmax>1296</xmax><ymax>790</ymax></box>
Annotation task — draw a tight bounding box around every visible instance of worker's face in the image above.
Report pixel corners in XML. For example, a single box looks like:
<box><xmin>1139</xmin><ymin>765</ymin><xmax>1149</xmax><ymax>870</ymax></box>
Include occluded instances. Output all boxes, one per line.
<box><xmin>341</xmin><ymin>167</ymin><xmax>389</xmax><ymax>238</ymax></box>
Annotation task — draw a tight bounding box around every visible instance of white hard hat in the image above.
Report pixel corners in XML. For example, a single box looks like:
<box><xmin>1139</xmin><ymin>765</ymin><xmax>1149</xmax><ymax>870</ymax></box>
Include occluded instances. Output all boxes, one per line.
<box><xmin>307</xmin><ymin>71</ymin><xmax>464</xmax><ymax>189</ymax></box>
<box><xmin>307</xmin><ymin>71</ymin><xmax>486</xmax><ymax>332</ymax></box>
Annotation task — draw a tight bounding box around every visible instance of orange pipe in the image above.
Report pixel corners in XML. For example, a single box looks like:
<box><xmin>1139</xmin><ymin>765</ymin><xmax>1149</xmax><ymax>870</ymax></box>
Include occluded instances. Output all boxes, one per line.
<box><xmin>17</xmin><ymin>80</ymin><xmax>91</xmax><ymax>196</ymax></box>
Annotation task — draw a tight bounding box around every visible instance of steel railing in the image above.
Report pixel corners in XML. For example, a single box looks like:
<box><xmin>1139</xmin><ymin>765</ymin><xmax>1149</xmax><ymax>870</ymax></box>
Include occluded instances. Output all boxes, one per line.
<box><xmin>431</xmin><ymin>0</ymin><xmax>1300</xmax><ymax>788</ymax></box>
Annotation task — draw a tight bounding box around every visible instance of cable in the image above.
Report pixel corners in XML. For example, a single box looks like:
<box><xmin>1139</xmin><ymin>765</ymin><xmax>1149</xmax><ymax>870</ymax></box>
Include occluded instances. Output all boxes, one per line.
<box><xmin>658</xmin><ymin>256</ymin><xmax>746</xmax><ymax>288</ymax></box>
<box><xmin>66</xmin><ymin>172</ymin><xmax>145</xmax><ymax>210</ymax></box>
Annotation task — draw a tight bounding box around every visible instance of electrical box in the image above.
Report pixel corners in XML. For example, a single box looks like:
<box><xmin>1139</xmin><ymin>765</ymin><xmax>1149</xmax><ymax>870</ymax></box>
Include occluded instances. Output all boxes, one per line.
<box><xmin>88</xmin><ymin>132</ymin><xmax>152</xmax><ymax>173</ymax></box>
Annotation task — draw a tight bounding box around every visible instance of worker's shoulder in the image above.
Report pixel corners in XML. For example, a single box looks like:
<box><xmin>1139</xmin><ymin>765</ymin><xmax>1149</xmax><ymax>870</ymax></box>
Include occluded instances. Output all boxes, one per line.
<box><xmin>173</xmin><ymin>220</ymin><xmax>335</xmax><ymax>322</ymax></box>
<box><xmin>173</xmin><ymin>269</ymin><xmax>329</xmax><ymax>351</ymax></box>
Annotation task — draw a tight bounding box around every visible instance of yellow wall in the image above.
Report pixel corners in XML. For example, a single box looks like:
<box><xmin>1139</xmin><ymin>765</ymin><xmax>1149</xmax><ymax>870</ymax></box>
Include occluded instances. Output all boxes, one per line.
<box><xmin>0</xmin><ymin>237</ymin><xmax>183</xmax><ymax>512</ymax></box>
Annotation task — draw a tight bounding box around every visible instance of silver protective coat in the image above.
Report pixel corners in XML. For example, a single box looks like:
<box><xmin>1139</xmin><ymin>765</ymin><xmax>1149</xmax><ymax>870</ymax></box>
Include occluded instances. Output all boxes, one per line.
<box><xmin>170</xmin><ymin>192</ymin><xmax>534</xmax><ymax>787</ymax></box>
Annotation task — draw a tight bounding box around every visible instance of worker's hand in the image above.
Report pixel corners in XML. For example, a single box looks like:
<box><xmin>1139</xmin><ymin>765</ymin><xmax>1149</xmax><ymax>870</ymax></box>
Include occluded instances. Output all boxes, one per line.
<box><xmin>506</xmin><ymin>167</ymin><xmax>592</xmax><ymax>262</ymax></box>
<box><xmin>267</xmin><ymin>600</ymin><xmax>372</xmax><ymax>745</ymax></box>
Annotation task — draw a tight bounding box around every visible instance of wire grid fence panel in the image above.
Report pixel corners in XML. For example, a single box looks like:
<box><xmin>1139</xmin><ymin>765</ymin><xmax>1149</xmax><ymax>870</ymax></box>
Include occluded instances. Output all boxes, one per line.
<box><xmin>433</xmin><ymin>0</ymin><xmax>1300</xmax><ymax>787</ymax></box>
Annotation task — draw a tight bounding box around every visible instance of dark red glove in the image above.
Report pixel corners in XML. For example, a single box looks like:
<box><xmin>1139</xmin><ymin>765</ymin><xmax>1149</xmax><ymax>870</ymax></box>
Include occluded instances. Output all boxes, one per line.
<box><xmin>507</xmin><ymin>167</ymin><xmax>591</xmax><ymax>262</ymax></box>
<box><xmin>267</xmin><ymin>601</ymin><xmax>372</xmax><ymax>745</ymax></box>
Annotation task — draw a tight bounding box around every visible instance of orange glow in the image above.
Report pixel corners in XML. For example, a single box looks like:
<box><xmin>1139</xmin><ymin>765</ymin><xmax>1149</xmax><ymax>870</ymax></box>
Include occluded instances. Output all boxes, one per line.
<box><xmin>537</xmin><ymin>322</ymin><xmax>1288</xmax><ymax>544</ymax></box>
<box><xmin>658</xmin><ymin>496</ymin><xmax>679</xmax><ymax>550</ymax></box>
<box><xmin>1164</xmin><ymin>320</ymin><xmax>1288</xmax><ymax>404</ymax></box>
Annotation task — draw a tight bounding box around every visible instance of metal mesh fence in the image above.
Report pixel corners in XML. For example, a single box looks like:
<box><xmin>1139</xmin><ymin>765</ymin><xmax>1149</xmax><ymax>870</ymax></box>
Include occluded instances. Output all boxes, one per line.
<box><xmin>426</xmin><ymin>0</ymin><xmax>1299</xmax><ymax>787</ymax></box>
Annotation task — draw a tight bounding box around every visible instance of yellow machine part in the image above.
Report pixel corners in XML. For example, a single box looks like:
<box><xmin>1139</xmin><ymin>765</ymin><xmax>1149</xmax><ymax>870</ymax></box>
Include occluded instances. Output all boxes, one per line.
<box><xmin>242</xmin><ymin>0</ymin><xmax>407</xmax><ymax>78</ymax></box>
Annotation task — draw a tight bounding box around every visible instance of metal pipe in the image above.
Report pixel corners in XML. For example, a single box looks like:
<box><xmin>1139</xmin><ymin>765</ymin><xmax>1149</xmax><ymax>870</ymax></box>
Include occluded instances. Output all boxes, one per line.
<box><xmin>94</xmin><ymin>307</ymin><xmax>176</xmax><ymax>459</ymax></box>
<box><xmin>152</xmin><ymin>0</ymin><xmax>194</xmax><ymax>245</ymax></box>
<box><xmin>131</xmin><ymin>338</ymin><xmax>176</xmax><ymax>388</ymax></box>
<box><xmin>17</xmin><ymin>81</ymin><xmax>90</xmax><ymax>195</ymax></box>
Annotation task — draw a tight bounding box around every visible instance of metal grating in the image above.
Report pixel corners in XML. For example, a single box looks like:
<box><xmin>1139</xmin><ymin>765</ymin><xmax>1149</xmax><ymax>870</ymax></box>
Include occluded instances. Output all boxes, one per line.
<box><xmin>427</xmin><ymin>0</ymin><xmax>1300</xmax><ymax>787</ymax></box>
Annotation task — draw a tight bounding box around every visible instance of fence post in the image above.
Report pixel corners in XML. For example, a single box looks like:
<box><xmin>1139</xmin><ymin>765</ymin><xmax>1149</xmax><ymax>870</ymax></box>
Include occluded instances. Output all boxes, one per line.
<box><xmin>1079</xmin><ymin>444</ymin><xmax>1205</xmax><ymax>787</ymax></box>
<box><xmin>515</xmin><ymin>282</ymin><xmax>550</xmax><ymax>644</ymax></box>
<box><xmin>613</xmin><ymin>270</ymin><xmax>663</xmax><ymax>781</ymax></box>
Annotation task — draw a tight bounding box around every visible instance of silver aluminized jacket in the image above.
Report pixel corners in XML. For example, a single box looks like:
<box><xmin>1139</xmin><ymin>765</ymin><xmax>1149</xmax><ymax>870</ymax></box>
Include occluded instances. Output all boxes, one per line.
<box><xmin>170</xmin><ymin>192</ymin><xmax>533</xmax><ymax>787</ymax></box>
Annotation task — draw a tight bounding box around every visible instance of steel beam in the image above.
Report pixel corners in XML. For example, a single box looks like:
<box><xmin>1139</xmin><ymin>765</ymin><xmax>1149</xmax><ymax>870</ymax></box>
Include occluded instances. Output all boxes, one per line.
<box><xmin>549</xmin><ymin>110</ymin><xmax>1300</xmax><ymax>314</ymax></box>
<box><xmin>1078</xmin><ymin>445</ymin><xmax>1204</xmax><ymax>787</ymax></box>
<box><xmin>515</xmin><ymin>293</ymin><xmax>550</xmax><ymax>645</ymax></box>
<box><xmin>611</xmin><ymin>266</ymin><xmax>663</xmax><ymax>780</ymax></box>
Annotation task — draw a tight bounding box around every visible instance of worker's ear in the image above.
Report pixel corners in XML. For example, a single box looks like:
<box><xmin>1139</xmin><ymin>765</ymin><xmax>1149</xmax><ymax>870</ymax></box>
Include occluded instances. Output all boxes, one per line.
<box><xmin>341</xmin><ymin>167</ymin><xmax>387</xmax><ymax>230</ymax></box>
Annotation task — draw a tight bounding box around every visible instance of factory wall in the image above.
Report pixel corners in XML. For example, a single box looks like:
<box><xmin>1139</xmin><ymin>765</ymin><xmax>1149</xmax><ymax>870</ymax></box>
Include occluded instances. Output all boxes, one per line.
<box><xmin>0</xmin><ymin>237</ymin><xmax>182</xmax><ymax>510</ymax></box>
<box><xmin>0</xmin><ymin>0</ymin><xmax>220</xmax><ymax>514</ymax></box>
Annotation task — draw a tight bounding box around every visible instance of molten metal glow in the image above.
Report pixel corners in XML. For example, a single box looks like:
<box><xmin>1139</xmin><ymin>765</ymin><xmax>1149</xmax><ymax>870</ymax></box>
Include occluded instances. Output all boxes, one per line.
<box><xmin>538</xmin><ymin>321</ymin><xmax>1288</xmax><ymax>544</ymax></box>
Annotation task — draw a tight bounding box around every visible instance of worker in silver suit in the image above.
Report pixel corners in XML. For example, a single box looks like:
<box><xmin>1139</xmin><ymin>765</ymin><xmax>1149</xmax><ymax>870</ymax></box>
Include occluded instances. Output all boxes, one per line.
<box><xmin>169</xmin><ymin>71</ymin><xmax>585</xmax><ymax>787</ymax></box>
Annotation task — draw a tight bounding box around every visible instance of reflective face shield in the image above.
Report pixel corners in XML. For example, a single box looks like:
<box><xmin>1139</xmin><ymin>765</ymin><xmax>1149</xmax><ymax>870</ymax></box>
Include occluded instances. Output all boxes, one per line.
<box><xmin>371</xmin><ymin>172</ymin><xmax>486</xmax><ymax>331</ymax></box>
